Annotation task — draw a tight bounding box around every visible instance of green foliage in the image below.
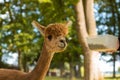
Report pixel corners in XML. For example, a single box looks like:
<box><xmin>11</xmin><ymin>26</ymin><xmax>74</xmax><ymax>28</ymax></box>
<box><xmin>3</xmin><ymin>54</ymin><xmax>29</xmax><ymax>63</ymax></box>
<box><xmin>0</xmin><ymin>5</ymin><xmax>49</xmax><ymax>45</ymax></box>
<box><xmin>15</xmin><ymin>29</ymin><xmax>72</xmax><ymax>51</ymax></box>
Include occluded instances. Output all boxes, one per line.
<box><xmin>0</xmin><ymin>0</ymin><xmax>82</xmax><ymax>71</ymax></box>
<box><xmin>95</xmin><ymin>0</ymin><xmax>120</xmax><ymax>35</ymax></box>
<box><xmin>0</xmin><ymin>0</ymin><xmax>42</xmax><ymax>69</ymax></box>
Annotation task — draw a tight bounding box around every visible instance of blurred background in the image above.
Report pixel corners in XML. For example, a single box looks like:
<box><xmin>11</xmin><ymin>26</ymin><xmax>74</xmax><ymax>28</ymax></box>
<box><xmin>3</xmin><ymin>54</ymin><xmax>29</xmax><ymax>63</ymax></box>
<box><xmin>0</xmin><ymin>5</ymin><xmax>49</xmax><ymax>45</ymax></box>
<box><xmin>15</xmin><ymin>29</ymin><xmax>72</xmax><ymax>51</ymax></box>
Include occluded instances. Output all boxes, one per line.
<box><xmin>0</xmin><ymin>0</ymin><xmax>120</xmax><ymax>80</ymax></box>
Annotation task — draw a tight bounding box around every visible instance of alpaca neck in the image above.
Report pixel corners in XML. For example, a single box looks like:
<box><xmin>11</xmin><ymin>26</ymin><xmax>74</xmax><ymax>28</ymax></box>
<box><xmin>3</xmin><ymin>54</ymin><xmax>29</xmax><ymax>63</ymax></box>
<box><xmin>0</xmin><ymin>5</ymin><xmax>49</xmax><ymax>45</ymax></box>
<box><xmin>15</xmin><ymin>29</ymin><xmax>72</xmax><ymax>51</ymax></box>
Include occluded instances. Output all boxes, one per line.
<box><xmin>30</xmin><ymin>42</ymin><xmax>54</xmax><ymax>80</ymax></box>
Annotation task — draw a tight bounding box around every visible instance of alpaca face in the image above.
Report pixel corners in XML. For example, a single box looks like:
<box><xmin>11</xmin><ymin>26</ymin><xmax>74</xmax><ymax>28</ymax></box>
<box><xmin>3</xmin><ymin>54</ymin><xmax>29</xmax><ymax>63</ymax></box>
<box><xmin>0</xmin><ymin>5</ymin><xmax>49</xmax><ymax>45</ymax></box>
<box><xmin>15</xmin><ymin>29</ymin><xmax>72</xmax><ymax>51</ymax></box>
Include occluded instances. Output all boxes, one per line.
<box><xmin>45</xmin><ymin>33</ymin><xmax>67</xmax><ymax>53</ymax></box>
<box><xmin>44</xmin><ymin>23</ymin><xmax>68</xmax><ymax>53</ymax></box>
<box><xmin>32</xmin><ymin>21</ymin><xmax>71</xmax><ymax>53</ymax></box>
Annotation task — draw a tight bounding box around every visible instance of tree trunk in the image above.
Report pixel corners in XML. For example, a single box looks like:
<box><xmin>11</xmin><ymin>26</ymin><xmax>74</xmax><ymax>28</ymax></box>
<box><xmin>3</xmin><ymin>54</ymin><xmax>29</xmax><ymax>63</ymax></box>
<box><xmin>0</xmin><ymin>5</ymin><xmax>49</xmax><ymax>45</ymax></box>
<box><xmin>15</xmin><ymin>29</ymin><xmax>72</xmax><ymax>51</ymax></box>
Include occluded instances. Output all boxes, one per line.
<box><xmin>22</xmin><ymin>54</ymin><xmax>29</xmax><ymax>72</ymax></box>
<box><xmin>0</xmin><ymin>49</ymin><xmax>2</xmax><ymax>67</ymax></box>
<box><xmin>69</xmin><ymin>62</ymin><xmax>75</xmax><ymax>80</ymax></box>
<box><xmin>74</xmin><ymin>64</ymin><xmax>81</xmax><ymax>78</ymax></box>
<box><xmin>110</xmin><ymin>0</ymin><xmax>117</xmax><ymax>78</ymax></box>
<box><xmin>0</xmin><ymin>49</ymin><xmax>2</xmax><ymax>62</ymax></box>
<box><xmin>74</xmin><ymin>0</ymin><xmax>91</xmax><ymax>79</ymax></box>
<box><xmin>83</xmin><ymin>0</ymin><xmax>104</xmax><ymax>80</ymax></box>
<box><xmin>18</xmin><ymin>49</ymin><xmax>24</xmax><ymax>71</ymax></box>
<box><xmin>113</xmin><ymin>53</ymin><xmax>116</xmax><ymax>78</ymax></box>
<box><xmin>74</xmin><ymin>0</ymin><xmax>104</xmax><ymax>80</ymax></box>
<box><xmin>59</xmin><ymin>62</ymin><xmax>64</xmax><ymax>77</ymax></box>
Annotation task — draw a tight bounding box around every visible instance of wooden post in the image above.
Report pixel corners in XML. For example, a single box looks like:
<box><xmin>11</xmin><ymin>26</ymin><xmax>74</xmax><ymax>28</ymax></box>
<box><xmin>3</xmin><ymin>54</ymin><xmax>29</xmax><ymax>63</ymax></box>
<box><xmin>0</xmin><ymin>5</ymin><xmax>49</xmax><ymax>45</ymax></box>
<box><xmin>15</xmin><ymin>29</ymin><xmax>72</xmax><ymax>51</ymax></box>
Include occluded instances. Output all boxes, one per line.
<box><xmin>87</xmin><ymin>35</ymin><xmax>119</xmax><ymax>52</ymax></box>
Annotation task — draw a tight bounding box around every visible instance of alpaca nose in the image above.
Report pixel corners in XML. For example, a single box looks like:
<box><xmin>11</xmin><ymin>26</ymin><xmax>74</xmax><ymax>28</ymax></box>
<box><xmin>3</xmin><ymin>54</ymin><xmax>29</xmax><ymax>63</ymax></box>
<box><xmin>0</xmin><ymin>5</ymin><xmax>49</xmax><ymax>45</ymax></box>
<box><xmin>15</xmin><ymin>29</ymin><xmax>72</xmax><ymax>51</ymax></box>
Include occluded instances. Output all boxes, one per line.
<box><xmin>59</xmin><ymin>39</ymin><xmax>67</xmax><ymax>48</ymax></box>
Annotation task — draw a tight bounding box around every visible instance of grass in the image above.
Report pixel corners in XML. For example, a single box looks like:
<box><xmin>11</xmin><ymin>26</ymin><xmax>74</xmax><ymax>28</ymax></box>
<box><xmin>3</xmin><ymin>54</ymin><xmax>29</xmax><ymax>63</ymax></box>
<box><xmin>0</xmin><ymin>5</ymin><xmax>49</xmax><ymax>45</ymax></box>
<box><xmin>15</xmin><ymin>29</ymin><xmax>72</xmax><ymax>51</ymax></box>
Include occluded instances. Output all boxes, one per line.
<box><xmin>105</xmin><ymin>77</ymin><xmax>120</xmax><ymax>80</ymax></box>
<box><xmin>45</xmin><ymin>76</ymin><xmax>82</xmax><ymax>80</ymax></box>
<box><xmin>45</xmin><ymin>77</ymin><xmax>62</xmax><ymax>80</ymax></box>
<box><xmin>45</xmin><ymin>76</ymin><xmax>120</xmax><ymax>80</ymax></box>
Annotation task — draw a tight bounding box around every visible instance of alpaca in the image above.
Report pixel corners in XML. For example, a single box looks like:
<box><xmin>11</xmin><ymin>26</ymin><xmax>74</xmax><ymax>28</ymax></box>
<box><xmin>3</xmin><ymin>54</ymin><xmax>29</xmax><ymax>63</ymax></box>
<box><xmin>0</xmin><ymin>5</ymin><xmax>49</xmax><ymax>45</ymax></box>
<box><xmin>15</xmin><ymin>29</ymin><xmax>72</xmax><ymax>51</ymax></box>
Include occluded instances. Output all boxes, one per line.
<box><xmin>0</xmin><ymin>20</ymin><xmax>71</xmax><ymax>80</ymax></box>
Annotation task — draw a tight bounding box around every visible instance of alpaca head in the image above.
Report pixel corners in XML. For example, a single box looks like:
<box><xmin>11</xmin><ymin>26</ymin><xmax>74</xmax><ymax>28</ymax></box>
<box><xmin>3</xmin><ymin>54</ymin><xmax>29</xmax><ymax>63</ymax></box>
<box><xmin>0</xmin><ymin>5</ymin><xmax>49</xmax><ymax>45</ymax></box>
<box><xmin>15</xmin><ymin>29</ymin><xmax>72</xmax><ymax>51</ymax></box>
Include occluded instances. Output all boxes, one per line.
<box><xmin>32</xmin><ymin>21</ymin><xmax>72</xmax><ymax>53</ymax></box>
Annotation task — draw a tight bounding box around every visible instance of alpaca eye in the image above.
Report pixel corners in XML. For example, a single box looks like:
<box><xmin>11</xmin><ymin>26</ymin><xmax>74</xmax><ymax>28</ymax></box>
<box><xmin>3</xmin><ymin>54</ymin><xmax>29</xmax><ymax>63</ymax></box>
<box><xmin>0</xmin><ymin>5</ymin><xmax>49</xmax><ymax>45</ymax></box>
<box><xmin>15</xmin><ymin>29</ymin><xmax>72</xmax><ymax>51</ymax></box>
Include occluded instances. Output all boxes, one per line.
<box><xmin>48</xmin><ymin>35</ymin><xmax>52</xmax><ymax>41</ymax></box>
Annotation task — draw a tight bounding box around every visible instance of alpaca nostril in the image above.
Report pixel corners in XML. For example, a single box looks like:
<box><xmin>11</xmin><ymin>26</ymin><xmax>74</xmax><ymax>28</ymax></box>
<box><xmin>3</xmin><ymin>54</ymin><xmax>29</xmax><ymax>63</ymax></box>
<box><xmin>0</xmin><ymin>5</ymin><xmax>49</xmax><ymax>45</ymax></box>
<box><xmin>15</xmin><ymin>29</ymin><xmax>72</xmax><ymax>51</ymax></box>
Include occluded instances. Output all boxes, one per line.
<box><xmin>60</xmin><ymin>40</ymin><xmax>64</xmax><ymax>43</ymax></box>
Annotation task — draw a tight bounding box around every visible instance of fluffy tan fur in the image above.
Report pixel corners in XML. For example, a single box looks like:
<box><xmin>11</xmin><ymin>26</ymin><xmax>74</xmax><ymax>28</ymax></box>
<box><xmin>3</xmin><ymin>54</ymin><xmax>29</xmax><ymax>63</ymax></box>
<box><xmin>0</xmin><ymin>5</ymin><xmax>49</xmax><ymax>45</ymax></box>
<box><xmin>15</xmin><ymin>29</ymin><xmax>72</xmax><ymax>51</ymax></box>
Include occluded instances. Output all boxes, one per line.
<box><xmin>45</xmin><ymin>23</ymin><xmax>68</xmax><ymax>38</ymax></box>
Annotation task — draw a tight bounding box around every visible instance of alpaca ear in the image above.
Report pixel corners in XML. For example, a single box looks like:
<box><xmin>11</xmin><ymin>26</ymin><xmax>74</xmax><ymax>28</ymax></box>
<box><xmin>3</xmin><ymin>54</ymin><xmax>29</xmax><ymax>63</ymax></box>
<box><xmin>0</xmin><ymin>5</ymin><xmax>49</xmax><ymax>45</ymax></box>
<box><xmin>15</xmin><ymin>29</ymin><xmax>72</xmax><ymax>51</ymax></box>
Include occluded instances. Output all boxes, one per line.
<box><xmin>32</xmin><ymin>20</ymin><xmax>45</xmax><ymax>36</ymax></box>
<box><xmin>65</xmin><ymin>21</ymin><xmax>72</xmax><ymax>27</ymax></box>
